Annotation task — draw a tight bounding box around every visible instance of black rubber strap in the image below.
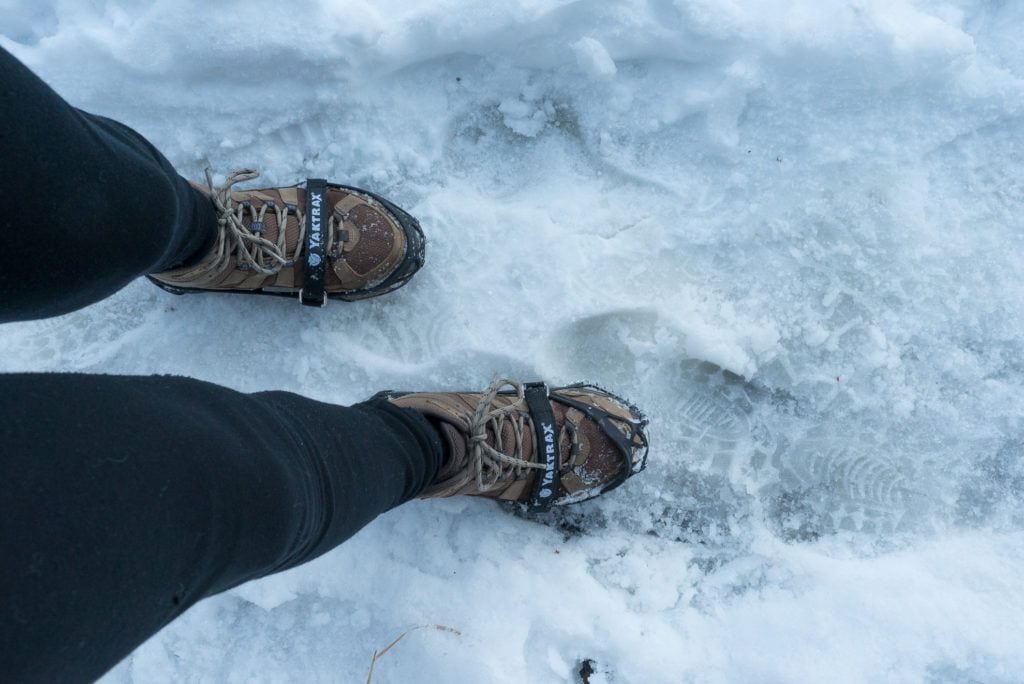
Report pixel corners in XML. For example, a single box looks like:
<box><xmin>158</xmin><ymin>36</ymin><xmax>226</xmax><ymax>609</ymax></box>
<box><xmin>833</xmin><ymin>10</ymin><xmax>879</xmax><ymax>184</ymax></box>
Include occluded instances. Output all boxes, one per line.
<box><xmin>300</xmin><ymin>178</ymin><xmax>328</xmax><ymax>307</ymax></box>
<box><xmin>524</xmin><ymin>382</ymin><xmax>560</xmax><ymax>510</ymax></box>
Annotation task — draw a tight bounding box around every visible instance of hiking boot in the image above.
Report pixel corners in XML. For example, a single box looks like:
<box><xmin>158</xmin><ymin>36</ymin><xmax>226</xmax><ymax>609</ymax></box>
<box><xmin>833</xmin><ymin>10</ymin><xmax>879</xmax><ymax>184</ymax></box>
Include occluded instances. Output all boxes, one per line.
<box><xmin>376</xmin><ymin>379</ymin><xmax>649</xmax><ymax>509</ymax></box>
<box><xmin>149</xmin><ymin>169</ymin><xmax>425</xmax><ymax>306</ymax></box>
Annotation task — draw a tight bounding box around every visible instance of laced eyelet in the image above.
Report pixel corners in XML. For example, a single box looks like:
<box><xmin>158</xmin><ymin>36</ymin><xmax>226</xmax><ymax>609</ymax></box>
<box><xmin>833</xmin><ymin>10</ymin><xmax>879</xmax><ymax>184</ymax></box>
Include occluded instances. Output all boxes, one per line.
<box><xmin>196</xmin><ymin>169</ymin><xmax>308</xmax><ymax>279</ymax></box>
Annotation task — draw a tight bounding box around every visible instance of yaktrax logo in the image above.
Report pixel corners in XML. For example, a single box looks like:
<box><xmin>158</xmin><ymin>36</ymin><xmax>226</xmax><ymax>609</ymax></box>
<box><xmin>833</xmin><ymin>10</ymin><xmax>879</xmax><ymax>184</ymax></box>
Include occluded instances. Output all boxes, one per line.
<box><xmin>307</xmin><ymin>190</ymin><xmax>323</xmax><ymax>274</ymax></box>
<box><xmin>538</xmin><ymin>421</ymin><xmax>557</xmax><ymax>499</ymax></box>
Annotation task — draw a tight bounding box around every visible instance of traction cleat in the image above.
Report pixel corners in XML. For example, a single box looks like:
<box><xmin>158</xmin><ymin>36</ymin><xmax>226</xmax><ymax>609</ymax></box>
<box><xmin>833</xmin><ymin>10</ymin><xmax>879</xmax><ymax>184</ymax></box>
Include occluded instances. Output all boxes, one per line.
<box><xmin>149</xmin><ymin>169</ymin><xmax>425</xmax><ymax>305</ymax></box>
<box><xmin>375</xmin><ymin>379</ymin><xmax>649</xmax><ymax>509</ymax></box>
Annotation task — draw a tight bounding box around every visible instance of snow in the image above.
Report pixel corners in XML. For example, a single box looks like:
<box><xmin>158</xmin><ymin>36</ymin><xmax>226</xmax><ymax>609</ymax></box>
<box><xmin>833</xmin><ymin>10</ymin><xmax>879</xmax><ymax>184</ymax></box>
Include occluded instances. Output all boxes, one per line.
<box><xmin>3</xmin><ymin>0</ymin><xmax>1024</xmax><ymax>681</ymax></box>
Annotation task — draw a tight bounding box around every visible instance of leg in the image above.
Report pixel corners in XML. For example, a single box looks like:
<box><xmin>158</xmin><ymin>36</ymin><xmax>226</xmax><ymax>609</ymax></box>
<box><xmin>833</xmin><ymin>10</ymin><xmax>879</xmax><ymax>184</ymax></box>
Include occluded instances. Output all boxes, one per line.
<box><xmin>0</xmin><ymin>373</ymin><xmax>442</xmax><ymax>682</ymax></box>
<box><xmin>0</xmin><ymin>45</ymin><xmax>423</xmax><ymax>318</ymax></box>
<box><xmin>0</xmin><ymin>46</ymin><xmax>216</xmax><ymax>323</ymax></box>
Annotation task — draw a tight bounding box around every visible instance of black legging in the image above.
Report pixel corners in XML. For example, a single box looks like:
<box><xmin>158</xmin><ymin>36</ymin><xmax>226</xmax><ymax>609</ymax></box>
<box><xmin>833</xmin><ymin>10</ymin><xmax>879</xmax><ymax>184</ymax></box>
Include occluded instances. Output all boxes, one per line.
<box><xmin>0</xmin><ymin>47</ymin><xmax>443</xmax><ymax>682</ymax></box>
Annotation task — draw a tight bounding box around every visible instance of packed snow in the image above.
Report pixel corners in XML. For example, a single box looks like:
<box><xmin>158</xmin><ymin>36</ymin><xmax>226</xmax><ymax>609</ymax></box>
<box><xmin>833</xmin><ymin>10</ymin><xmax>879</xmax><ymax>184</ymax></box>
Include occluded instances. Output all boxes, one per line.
<box><xmin>3</xmin><ymin>0</ymin><xmax>1024</xmax><ymax>681</ymax></box>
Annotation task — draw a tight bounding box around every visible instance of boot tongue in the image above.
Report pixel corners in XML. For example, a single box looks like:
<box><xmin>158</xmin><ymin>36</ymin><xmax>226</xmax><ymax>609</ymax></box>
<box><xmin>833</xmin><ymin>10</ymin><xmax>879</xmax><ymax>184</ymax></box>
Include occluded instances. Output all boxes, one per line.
<box><xmin>433</xmin><ymin>413</ymin><xmax>533</xmax><ymax>478</ymax></box>
<box><xmin>408</xmin><ymin>391</ymin><xmax>540</xmax><ymax>485</ymax></box>
<box><xmin>436</xmin><ymin>422</ymin><xmax>468</xmax><ymax>479</ymax></box>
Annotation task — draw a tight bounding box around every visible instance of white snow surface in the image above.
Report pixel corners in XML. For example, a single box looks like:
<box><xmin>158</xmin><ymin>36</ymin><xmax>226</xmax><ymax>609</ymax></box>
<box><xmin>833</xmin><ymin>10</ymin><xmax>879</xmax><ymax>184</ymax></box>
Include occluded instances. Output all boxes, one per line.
<box><xmin>3</xmin><ymin>1</ymin><xmax>1024</xmax><ymax>681</ymax></box>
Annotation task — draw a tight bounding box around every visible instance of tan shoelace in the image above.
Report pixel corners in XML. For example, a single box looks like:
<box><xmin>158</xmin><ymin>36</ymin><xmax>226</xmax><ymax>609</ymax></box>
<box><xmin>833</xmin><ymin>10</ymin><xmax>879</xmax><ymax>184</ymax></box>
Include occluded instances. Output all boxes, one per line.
<box><xmin>203</xmin><ymin>169</ymin><xmax>305</xmax><ymax>276</ymax></box>
<box><xmin>197</xmin><ymin>169</ymin><xmax>349</xmax><ymax>279</ymax></box>
<box><xmin>465</xmin><ymin>379</ymin><xmax>547</xmax><ymax>490</ymax></box>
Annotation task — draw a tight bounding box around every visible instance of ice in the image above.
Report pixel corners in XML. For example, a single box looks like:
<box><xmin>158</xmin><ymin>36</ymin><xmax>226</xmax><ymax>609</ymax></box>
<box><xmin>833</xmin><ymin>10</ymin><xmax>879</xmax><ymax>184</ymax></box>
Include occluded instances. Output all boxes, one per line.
<box><xmin>3</xmin><ymin>0</ymin><xmax>1024</xmax><ymax>681</ymax></box>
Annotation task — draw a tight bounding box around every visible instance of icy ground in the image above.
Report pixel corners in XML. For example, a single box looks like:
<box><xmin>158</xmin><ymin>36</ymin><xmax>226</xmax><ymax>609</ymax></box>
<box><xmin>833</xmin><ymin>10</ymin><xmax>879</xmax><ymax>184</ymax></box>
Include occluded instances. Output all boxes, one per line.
<box><xmin>4</xmin><ymin>0</ymin><xmax>1024</xmax><ymax>681</ymax></box>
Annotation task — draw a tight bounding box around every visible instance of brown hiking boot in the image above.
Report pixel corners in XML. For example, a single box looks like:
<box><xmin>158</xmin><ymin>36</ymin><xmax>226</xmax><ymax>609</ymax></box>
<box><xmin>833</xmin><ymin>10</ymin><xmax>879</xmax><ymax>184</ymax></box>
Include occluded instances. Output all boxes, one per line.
<box><xmin>376</xmin><ymin>379</ymin><xmax>649</xmax><ymax>509</ymax></box>
<box><xmin>150</xmin><ymin>169</ymin><xmax>425</xmax><ymax>306</ymax></box>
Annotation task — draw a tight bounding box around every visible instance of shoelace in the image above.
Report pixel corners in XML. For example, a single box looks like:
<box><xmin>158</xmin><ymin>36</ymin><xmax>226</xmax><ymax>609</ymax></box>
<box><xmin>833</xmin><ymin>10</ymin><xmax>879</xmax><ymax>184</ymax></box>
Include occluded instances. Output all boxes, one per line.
<box><xmin>204</xmin><ymin>169</ymin><xmax>305</xmax><ymax>276</ymax></box>
<box><xmin>465</xmin><ymin>379</ymin><xmax>547</xmax><ymax>490</ymax></box>
<box><xmin>200</xmin><ymin>169</ymin><xmax>347</xmax><ymax>277</ymax></box>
